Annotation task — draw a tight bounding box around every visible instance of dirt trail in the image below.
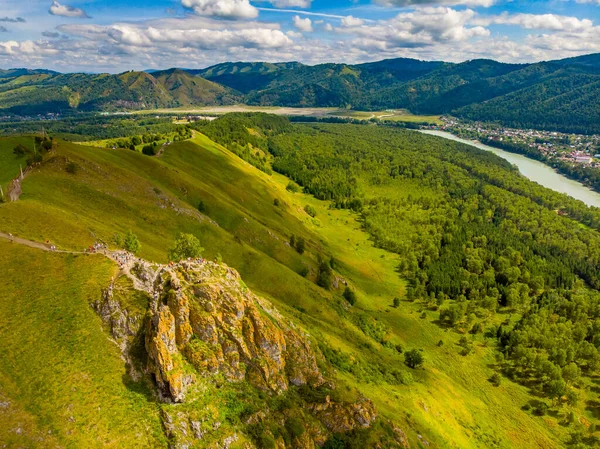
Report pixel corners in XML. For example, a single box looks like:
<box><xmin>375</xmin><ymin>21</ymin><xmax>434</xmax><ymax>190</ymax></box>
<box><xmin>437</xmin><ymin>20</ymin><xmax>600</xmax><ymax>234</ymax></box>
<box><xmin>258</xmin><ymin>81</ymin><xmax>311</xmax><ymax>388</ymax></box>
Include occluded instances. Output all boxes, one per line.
<box><xmin>6</xmin><ymin>165</ymin><xmax>32</xmax><ymax>202</ymax></box>
<box><xmin>0</xmin><ymin>232</ymin><xmax>159</xmax><ymax>294</ymax></box>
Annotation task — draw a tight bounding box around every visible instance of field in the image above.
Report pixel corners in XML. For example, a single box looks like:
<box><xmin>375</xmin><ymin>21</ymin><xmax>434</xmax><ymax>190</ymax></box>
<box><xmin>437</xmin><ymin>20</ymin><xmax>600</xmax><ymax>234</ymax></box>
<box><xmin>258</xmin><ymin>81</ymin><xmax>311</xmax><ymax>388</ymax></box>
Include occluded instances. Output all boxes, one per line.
<box><xmin>133</xmin><ymin>104</ymin><xmax>442</xmax><ymax>124</ymax></box>
<box><xmin>0</xmin><ymin>136</ymin><xmax>31</xmax><ymax>189</ymax></box>
<box><xmin>0</xmin><ymin>242</ymin><xmax>165</xmax><ymax>448</ymax></box>
<box><xmin>0</xmin><ymin>126</ymin><xmax>585</xmax><ymax>448</ymax></box>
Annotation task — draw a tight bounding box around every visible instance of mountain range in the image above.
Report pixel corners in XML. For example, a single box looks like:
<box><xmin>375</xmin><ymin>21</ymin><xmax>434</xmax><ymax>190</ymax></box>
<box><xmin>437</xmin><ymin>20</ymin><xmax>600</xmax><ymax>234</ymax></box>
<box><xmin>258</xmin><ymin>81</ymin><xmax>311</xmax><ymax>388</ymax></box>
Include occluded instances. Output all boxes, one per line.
<box><xmin>2</xmin><ymin>53</ymin><xmax>600</xmax><ymax>133</ymax></box>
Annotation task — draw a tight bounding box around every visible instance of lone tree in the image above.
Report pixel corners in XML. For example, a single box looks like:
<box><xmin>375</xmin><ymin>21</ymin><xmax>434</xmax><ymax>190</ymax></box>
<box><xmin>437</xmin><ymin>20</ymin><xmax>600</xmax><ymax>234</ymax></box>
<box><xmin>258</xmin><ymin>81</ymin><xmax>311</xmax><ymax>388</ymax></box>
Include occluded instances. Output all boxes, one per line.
<box><xmin>343</xmin><ymin>286</ymin><xmax>356</xmax><ymax>305</ymax></box>
<box><xmin>123</xmin><ymin>230</ymin><xmax>141</xmax><ymax>254</ymax></box>
<box><xmin>404</xmin><ymin>349</ymin><xmax>424</xmax><ymax>369</ymax></box>
<box><xmin>168</xmin><ymin>233</ymin><xmax>204</xmax><ymax>261</ymax></box>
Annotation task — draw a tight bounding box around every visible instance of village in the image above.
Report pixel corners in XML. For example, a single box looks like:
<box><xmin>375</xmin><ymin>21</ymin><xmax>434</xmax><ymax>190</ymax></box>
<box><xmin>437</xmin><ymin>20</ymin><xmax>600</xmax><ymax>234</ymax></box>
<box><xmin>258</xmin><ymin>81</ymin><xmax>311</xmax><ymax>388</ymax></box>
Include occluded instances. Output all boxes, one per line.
<box><xmin>437</xmin><ymin>117</ymin><xmax>600</xmax><ymax>167</ymax></box>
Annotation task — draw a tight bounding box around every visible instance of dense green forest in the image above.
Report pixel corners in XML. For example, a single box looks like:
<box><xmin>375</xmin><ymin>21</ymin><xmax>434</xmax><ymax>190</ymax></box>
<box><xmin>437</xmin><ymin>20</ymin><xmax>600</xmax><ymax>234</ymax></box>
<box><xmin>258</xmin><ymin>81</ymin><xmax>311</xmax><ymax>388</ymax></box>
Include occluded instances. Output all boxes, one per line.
<box><xmin>0</xmin><ymin>115</ymin><xmax>181</xmax><ymax>141</ymax></box>
<box><xmin>201</xmin><ymin>115</ymin><xmax>600</xmax><ymax>419</ymax></box>
<box><xmin>1</xmin><ymin>53</ymin><xmax>600</xmax><ymax>133</ymax></box>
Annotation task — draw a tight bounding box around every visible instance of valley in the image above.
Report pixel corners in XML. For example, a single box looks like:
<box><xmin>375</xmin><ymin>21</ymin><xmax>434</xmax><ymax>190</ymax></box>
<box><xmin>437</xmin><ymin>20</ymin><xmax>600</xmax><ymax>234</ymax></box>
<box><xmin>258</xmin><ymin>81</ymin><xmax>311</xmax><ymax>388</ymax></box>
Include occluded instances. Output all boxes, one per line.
<box><xmin>2</xmin><ymin>114</ymin><xmax>600</xmax><ymax>448</ymax></box>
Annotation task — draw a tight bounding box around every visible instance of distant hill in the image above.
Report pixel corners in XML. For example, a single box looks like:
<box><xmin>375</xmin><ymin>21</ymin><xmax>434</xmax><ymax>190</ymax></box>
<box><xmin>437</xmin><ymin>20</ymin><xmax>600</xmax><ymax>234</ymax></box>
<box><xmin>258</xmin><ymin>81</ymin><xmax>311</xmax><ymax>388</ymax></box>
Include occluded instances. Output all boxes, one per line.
<box><xmin>0</xmin><ymin>69</ymin><xmax>240</xmax><ymax>114</ymax></box>
<box><xmin>1</xmin><ymin>53</ymin><xmax>600</xmax><ymax>132</ymax></box>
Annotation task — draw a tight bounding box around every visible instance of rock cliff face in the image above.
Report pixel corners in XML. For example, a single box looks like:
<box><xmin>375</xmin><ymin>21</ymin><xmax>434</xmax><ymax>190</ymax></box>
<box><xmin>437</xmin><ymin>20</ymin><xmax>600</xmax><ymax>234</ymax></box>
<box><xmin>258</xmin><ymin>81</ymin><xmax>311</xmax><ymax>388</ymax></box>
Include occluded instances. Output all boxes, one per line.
<box><xmin>143</xmin><ymin>259</ymin><xmax>324</xmax><ymax>403</ymax></box>
<box><xmin>92</xmin><ymin>255</ymin><xmax>396</xmax><ymax>448</ymax></box>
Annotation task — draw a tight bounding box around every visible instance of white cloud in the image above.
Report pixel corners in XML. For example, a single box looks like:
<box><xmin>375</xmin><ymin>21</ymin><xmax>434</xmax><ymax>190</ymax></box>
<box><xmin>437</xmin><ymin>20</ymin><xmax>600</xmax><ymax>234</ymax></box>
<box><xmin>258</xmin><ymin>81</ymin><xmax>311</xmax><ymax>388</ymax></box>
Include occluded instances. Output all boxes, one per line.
<box><xmin>181</xmin><ymin>0</ymin><xmax>258</xmax><ymax>19</ymax></box>
<box><xmin>49</xmin><ymin>1</ymin><xmax>91</xmax><ymax>18</ymax></box>
<box><xmin>341</xmin><ymin>16</ymin><xmax>365</xmax><ymax>27</ymax></box>
<box><xmin>286</xmin><ymin>30</ymin><xmax>303</xmax><ymax>38</ymax></box>
<box><xmin>269</xmin><ymin>0</ymin><xmax>312</xmax><ymax>8</ymax></box>
<box><xmin>375</xmin><ymin>0</ymin><xmax>495</xmax><ymax>8</ymax></box>
<box><xmin>475</xmin><ymin>13</ymin><xmax>593</xmax><ymax>32</ymax></box>
<box><xmin>338</xmin><ymin>7</ymin><xmax>489</xmax><ymax>50</ymax></box>
<box><xmin>293</xmin><ymin>15</ymin><xmax>312</xmax><ymax>32</ymax></box>
<box><xmin>325</xmin><ymin>23</ymin><xmax>333</xmax><ymax>31</ymax></box>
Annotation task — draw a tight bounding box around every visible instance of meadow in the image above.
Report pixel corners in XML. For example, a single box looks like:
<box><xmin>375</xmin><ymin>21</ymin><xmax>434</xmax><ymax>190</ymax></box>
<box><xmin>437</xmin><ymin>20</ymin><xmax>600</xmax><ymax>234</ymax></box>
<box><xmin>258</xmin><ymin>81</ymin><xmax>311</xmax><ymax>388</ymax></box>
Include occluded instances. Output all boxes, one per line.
<box><xmin>0</xmin><ymin>121</ymin><xmax>589</xmax><ymax>448</ymax></box>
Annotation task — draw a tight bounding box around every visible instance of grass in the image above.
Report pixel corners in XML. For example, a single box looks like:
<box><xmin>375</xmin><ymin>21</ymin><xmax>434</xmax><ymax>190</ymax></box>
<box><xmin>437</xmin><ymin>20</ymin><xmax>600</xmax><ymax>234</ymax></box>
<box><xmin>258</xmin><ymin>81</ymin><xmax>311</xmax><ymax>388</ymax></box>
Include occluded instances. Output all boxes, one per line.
<box><xmin>0</xmin><ymin>131</ymin><xmax>581</xmax><ymax>448</ymax></box>
<box><xmin>133</xmin><ymin>105</ymin><xmax>442</xmax><ymax>124</ymax></box>
<box><xmin>0</xmin><ymin>241</ymin><xmax>165</xmax><ymax>448</ymax></box>
<box><xmin>0</xmin><ymin>136</ymin><xmax>31</xmax><ymax>189</ymax></box>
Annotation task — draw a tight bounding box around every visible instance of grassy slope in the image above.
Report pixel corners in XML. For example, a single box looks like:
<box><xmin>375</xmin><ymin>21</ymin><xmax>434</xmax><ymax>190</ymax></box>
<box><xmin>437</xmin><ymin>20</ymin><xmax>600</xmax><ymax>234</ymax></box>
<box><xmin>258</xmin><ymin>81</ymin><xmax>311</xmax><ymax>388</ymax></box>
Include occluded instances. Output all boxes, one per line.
<box><xmin>0</xmin><ymin>132</ymin><xmax>576</xmax><ymax>448</ymax></box>
<box><xmin>0</xmin><ymin>136</ymin><xmax>31</xmax><ymax>188</ymax></box>
<box><xmin>0</xmin><ymin>242</ymin><xmax>165</xmax><ymax>448</ymax></box>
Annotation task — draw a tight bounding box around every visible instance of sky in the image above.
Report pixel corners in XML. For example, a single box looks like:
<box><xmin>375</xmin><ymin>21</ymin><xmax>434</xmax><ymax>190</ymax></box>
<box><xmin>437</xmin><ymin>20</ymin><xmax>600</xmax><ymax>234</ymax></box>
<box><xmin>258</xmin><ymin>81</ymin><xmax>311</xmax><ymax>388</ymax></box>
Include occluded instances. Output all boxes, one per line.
<box><xmin>0</xmin><ymin>0</ymin><xmax>599</xmax><ymax>72</ymax></box>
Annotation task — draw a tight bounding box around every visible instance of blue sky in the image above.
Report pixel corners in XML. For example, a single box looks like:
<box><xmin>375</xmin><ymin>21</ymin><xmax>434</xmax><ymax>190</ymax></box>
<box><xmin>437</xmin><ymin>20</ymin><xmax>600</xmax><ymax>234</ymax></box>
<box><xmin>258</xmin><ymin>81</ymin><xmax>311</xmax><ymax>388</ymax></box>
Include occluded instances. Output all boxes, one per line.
<box><xmin>1</xmin><ymin>0</ymin><xmax>599</xmax><ymax>72</ymax></box>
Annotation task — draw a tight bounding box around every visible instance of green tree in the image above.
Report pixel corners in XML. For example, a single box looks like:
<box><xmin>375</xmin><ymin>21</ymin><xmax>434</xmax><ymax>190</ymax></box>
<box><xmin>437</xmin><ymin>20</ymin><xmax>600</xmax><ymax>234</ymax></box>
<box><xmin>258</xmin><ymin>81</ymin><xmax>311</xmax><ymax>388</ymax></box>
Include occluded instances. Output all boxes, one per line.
<box><xmin>405</xmin><ymin>349</ymin><xmax>424</xmax><ymax>369</ymax></box>
<box><xmin>393</xmin><ymin>297</ymin><xmax>400</xmax><ymax>308</ymax></box>
<box><xmin>295</xmin><ymin>236</ymin><xmax>305</xmax><ymax>254</ymax></box>
<box><xmin>343</xmin><ymin>286</ymin><xmax>356</xmax><ymax>305</ymax></box>
<box><xmin>168</xmin><ymin>233</ymin><xmax>204</xmax><ymax>261</ymax></box>
<box><xmin>317</xmin><ymin>259</ymin><xmax>332</xmax><ymax>289</ymax></box>
<box><xmin>304</xmin><ymin>204</ymin><xmax>317</xmax><ymax>217</ymax></box>
<box><xmin>123</xmin><ymin>230</ymin><xmax>141</xmax><ymax>254</ymax></box>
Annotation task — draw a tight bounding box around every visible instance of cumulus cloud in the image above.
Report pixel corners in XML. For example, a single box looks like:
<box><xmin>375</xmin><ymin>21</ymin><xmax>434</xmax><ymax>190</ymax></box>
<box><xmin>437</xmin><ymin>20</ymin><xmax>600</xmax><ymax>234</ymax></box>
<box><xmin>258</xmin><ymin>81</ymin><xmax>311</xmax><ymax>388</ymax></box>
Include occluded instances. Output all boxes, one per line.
<box><xmin>0</xmin><ymin>17</ymin><xmax>26</xmax><ymax>23</ymax></box>
<box><xmin>341</xmin><ymin>16</ymin><xmax>365</xmax><ymax>27</ymax></box>
<box><xmin>59</xmin><ymin>16</ymin><xmax>292</xmax><ymax>51</ymax></box>
<box><xmin>269</xmin><ymin>0</ymin><xmax>312</xmax><ymax>7</ymax></box>
<box><xmin>375</xmin><ymin>0</ymin><xmax>495</xmax><ymax>8</ymax></box>
<box><xmin>49</xmin><ymin>1</ymin><xmax>91</xmax><ymax>18</ymax></box>
<box><xmin>293</xmin><ymin>15</ymin><xmax>312</xmax><ymax>32</ymax></box>
<box><xmin>181</xmin><ymin>0</ymin><xmax>258</xmax><ymax>19</ymax></box>
<box><xmin>2</xmin><ymin>1</ymin><xmax>600</xmax><ymax>72</ymax></box>
<box><xmin>42</xmin><ymin>31</ymin><xmax>61</xmax><ymax>38</ymax></box>
<box><xmin>337</xmin><ymin>7</ymin><xmax>489</xmax><ymax>51</ymax></box>
<box><xmin>474</xmin><ymin>13</ymin><xmax>593</xmax><ymax>33</ymax></box>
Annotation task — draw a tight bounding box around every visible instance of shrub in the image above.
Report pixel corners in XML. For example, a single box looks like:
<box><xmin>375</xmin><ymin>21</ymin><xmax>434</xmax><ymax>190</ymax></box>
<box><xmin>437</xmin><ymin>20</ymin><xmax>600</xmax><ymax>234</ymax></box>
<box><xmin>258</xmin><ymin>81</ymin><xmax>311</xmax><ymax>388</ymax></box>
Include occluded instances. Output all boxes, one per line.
<box><xmin>317</xmin><ymin>260</ymin><xmax>332</xmax><ymax>290</ymax></box>
<box><xmin>66</xmin><ymin>162</ymin><xmax>78</xmax><ymax>174</ymax></box>
<box><xmin>273</xmin><ymin>198</ymin><xmax>280</xmax><ymax>206</ymax></box>
<box><xmin>343</xmin><ymin>286</ymin><xmax>356</xmax><ymax>305</ymax></box>
<box><xmin>142</xmin><ymin>144</ymin><xmax>156</xmax><ymax>156</ymax></box>
<box><xmin>123</xmin><ymin>230</ymin><xmax>141</xmax><ymax>254</ymax></box>
<box><xmin>286</xmin><ymin>181</ymin><xmax>300</xmax><ymax>193</ymax></box>
<box><xmin>13</xmin><ymin>144</ymin><xmax>28</xmax><ymax>156</ymax></box>
<box><xmin>299</xmin><ymin>266</ymin><xmax>309</xmax><ymax>277</ymax></box>
<box><xmin>304</xmin><ymin>204</ymin><xmax>317</xmax><ymax>217</ymax></box>
<box><xmin>489</xmin><ymin>372</ymin><xmax>501</xmax><ymax>386</ymax></box>
<box><xmin>533</xmin><ymin>403</ymin><xmax>548</xmax><ymax>416</ymax></box>
<box><xmin>393</xmin><ymin>297</ymin><xmax>400</xmax><ymax>308</ymax></box>
<box><xmin>168</xmin><ymin>233</ymin><xmax>204</xmax><ymax>261</ymax></box>
<box><xmin>198</xmin><ymin>200</ymin><xmax>207</xmax><ymax>213</ymax></box>
<box><xmin>404</xmin><ymin>349</ymin><xmax>424</xmax><ymax>369</ymax></box>
<box><xmin>295</xmin><ymin>236</ymin><xmax>305</xmax><ymax>254</ymax></box>
<box><xmin>285</xmin><ymin>417</ymin><xmax>305</xmax><ymax>440</ymax></box>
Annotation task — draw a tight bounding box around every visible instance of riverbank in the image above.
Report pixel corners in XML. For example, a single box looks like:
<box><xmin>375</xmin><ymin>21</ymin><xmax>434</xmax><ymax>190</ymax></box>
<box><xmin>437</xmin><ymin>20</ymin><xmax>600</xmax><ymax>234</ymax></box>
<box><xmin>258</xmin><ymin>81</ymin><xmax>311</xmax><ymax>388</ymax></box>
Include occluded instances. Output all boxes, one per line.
<box><xmin>420</xmin><ymin>129</ymin><xmax>600</xmax><ymax>208</ymax></box>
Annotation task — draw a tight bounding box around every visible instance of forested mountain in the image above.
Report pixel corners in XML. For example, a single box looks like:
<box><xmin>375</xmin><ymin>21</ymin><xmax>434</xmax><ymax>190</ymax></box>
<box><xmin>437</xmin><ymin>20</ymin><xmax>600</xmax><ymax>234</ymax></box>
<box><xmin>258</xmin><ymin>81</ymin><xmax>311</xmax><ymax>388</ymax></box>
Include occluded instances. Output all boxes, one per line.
<box><xmin>0</xmin><ymin>69</ymin><xmax>239</xmax><ymax>114</ymax></box>
<box><xmin>2</xmin><ymin>53</ymin><xmax>600</xmax><ymax>132</ymax></box>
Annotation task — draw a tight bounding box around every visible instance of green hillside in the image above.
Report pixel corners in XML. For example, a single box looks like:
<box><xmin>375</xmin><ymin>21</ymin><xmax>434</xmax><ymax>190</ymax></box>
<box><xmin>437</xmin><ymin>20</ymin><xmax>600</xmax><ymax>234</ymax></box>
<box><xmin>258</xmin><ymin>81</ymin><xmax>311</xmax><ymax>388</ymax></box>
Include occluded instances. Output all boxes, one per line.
<box><xmin>3</xmin><ymin>114</ymin><xmax>600</xmax><ymax>447</ymax></box>
<box><xmin>2</xmin><ymin>53</ymin><xmax>600</xmax><ymax>132</ymax></box>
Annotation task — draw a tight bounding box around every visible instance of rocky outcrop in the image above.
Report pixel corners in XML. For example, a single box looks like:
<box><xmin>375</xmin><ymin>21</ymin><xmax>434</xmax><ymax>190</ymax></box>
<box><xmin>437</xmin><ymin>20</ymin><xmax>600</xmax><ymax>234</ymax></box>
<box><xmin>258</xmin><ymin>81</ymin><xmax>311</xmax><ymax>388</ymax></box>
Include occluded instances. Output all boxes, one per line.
<box><xmin>143</xmin><ymin>259</ymin><xmax>324</xmax><ymax>403</ymax></box>
<box><xmin>310</xmin><ymin>396</ymin><xmax>378</xmax><ymax>433</ymax></box>
<box><xmin>94</xmin><ymin>254</ymin><xmax>383</xmax><ymax>448</ymax></box>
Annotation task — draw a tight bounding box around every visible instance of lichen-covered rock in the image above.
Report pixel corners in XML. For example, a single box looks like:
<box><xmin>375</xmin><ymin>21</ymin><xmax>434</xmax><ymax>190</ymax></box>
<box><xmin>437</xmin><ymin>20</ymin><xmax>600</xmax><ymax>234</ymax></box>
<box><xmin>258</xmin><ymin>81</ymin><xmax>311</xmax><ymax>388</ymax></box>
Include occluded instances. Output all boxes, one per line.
<box><xmin>310</xmin><ymin>396</ymin><xmax>378</xmax><ymax>433</ymax></box>
<box><xmin>144</xmin><ymin>259</ymin><xmax>324</xmax><ymax>402</ymax></box>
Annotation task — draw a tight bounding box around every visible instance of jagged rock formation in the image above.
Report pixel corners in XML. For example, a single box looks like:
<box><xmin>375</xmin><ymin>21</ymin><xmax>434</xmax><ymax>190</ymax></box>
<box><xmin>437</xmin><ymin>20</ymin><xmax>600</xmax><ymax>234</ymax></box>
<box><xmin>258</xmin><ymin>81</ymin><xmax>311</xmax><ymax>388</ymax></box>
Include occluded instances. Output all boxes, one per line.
<box><xmin>310</xmin><ymin>396</ymin><xmax>377</xmax><ymax>433</ymax></box>
<box><xmin>144</xmin><ymin>259</ymin><xmax>324</xmax><ymax>403</ymax></box>
<box><xmin>90</xmin><ymin>254</ymin><xmax>399</xmax><ymax>448</ymax></box>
